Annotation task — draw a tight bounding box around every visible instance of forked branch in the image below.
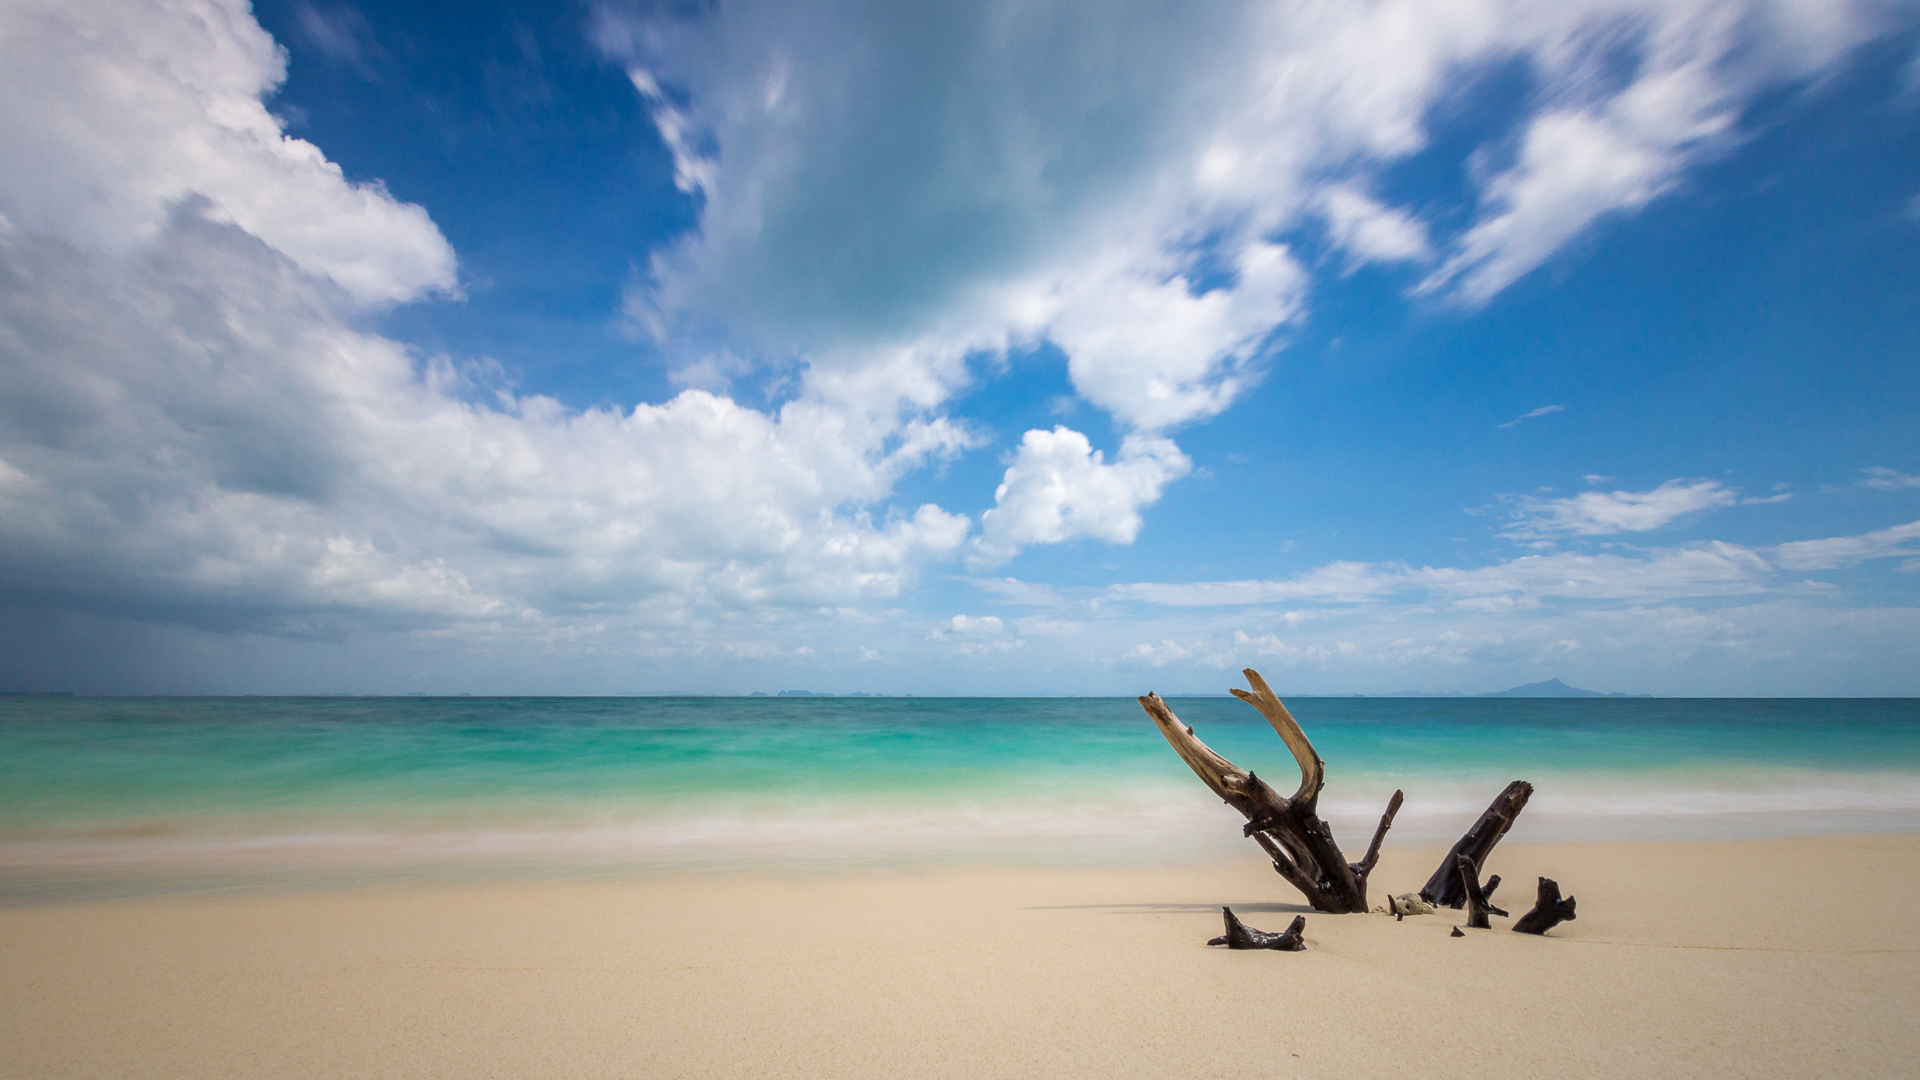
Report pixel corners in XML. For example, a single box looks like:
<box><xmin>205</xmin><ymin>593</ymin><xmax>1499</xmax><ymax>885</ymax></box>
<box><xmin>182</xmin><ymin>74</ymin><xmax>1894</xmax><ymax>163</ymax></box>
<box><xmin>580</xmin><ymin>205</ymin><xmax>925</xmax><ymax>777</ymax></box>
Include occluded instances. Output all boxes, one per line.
<box><xmin>1227</xmin><ymin>668</ymin><xmax>1324</xmax><ymax>808</ymax></box>
<box><xmin>1141</xmin><ymin>669</ymin><xmax>1402</xmax><ymax>914</ymax></box>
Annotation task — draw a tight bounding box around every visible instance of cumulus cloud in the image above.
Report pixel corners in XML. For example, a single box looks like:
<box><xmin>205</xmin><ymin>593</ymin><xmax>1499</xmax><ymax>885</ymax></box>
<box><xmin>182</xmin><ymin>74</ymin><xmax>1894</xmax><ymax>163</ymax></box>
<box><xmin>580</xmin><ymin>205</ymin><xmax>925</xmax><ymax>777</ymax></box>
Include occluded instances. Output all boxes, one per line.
<box><xmin>970</xmin><ymin>428</ymin><xmax>1191</xmax><ymax>568</ymax></box>
<box><xmin>0</xmin><ymin>210</ymin><xmax>977</xmax><ymax>630</ymax></box>
<box><xmin>1502</xmin><ymin>478</ymin><xmax>1742</xmax><ymax>539</ymax></box>
<box><xmin>1119</xmin><ymin>639</ymin><xmax>1201</xmax><ymax>668</ymax></box>
<box><xmin>0</xmin><ymin>0</ymin><xmax>455</xmax><ymax>306</ymax></box>
<box><xmin>597</xmin><ymin>0</ymin><xmax>1896</xmax><ymax>428</ymax></box>
<box><xmin>926</xmin><ymin>613</ymin><xmax>1022</xmax><ymax>654</ymax></box>
<box><xmin>0</xmin><ymin>0</ymin><xmax>982</xmax><ymax>646</ymax></box>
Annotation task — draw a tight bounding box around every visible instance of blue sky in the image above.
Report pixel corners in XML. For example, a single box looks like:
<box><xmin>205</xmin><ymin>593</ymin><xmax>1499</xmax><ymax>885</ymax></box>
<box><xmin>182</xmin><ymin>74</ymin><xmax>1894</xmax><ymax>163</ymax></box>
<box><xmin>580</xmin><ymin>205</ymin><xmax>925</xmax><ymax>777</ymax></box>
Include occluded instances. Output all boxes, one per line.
<box><xmin>1</xmin><ymin>0</ymin><xmax>1917</xmax><ymax>695</ymax></box>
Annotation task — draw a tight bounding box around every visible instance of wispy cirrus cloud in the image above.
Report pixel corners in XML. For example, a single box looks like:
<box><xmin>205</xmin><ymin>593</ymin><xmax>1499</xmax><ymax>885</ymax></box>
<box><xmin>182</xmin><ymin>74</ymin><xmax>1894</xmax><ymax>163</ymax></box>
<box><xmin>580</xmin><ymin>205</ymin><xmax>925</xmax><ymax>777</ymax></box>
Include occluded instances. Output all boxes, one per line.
<box><xmin>1771</xmin><ymin>519</ymin><xmax>1920</xmax><ymax>571</ymax></box>
<box><xmin>1501</xmin><ymin>478</ymin><xmax>1748</xmax><ymax>540</ymax></box>
<box><xmin>1107</xmin><ymin>543</ymin><xmax>1775</xmax><ymax>609</ymax></box>
<box><xmin>1861</xmin><ymin>467</ymin><xmax>1920</xmax><ymax>490</ymax></box>
<box><xmin>1499</xmin><ymin>404</ymin><xmax>1565</xmax><ymax>429</ymax></box>
<box><xmin>1101</xmin><ymin>515</ymin><xmax>1920</xmax><ymax>615</ymax></box>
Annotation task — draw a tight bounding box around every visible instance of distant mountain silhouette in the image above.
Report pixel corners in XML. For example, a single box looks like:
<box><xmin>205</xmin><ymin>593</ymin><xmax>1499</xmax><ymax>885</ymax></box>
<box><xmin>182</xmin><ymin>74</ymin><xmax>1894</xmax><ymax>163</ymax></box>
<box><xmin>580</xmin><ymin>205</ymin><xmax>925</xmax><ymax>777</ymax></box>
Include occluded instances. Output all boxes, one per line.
<box><xmin>1479</xmin><ymin>678</ymin><xmax>1642</xmax><ymax>698</ymax></box>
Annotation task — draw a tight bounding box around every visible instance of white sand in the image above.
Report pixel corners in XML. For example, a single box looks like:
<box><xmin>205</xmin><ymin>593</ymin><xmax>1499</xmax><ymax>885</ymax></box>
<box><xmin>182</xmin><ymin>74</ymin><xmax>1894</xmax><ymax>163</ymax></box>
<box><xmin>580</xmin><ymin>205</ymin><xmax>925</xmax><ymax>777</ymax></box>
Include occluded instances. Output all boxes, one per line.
<box><xmin>3</xmin><ymin>834</ymin><xmax>1917</xmax><ymax>1078</ymax></box>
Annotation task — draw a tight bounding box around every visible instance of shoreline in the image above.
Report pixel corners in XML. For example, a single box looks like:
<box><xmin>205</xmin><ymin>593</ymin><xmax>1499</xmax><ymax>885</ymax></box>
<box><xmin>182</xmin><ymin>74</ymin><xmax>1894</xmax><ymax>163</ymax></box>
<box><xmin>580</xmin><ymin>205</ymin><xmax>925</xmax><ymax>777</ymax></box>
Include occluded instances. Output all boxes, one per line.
<box><xmin>10</xmin><ymin>811</ymin><xmax>1920</xmax><ymax>907</ymax></box>
<box><xmin>3</xmin><ymin>833</ymin><xmax>1916</xmax><ymax>1077</ymax></box>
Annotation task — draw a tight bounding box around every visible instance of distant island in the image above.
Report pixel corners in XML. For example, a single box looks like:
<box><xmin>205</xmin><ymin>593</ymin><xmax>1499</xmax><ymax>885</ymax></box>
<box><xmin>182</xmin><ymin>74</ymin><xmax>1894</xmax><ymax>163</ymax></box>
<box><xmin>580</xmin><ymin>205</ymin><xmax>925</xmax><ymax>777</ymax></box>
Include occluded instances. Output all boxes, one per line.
<box><xmin>1479</xmin><ymin>678</ymin><xmax>1649</xmax><ymax>698</ymax></box>
<box><xmin>1351</xmin><ymin>676</ymin><xmax>1651</xmax><ymax>691</ymax></box>
<box><xmin>1367</xmin><ymin>678</ymin><xmax>1649</xmax><ymax>698</ymax></box>
<box><xmin>756</xmin><ymin>691</ymin><xmax>883</xmax><ymax>697</ymax></box>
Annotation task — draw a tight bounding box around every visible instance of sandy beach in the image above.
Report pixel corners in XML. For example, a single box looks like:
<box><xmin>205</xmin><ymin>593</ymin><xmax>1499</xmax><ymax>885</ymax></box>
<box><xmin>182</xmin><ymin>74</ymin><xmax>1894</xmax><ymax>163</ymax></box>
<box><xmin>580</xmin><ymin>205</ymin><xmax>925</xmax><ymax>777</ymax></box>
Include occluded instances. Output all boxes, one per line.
<box><xmin>3</xmin><ymin>833</ymin><xmax>1917</xmax><ymax>1079</ymax></box>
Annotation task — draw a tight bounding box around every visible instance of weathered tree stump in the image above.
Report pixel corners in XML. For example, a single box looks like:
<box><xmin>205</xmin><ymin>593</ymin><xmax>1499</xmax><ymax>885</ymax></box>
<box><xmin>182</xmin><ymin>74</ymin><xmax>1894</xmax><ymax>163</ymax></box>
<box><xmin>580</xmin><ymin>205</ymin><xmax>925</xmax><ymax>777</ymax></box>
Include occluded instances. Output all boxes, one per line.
<box><xmin>1208</xmin><ymin>907</ymin><xmax>1306</xmax><ymax>950</ymax></box>
<box><xmin>1141</xmin><ymin>669</ymin><xmax>1403</xmax><ymax>914</ymax></box>
<box><xmin>1512</xmin><ymin>877</ymin><xmax>1578</xmax><ymax>935</ymax></box>
<box><xmin>1420</xmin><ymin>780</ymin><xmax>1533</xmax><ymax>909</ymax></box>
<box><xmin>1458</xmin><ymin>854</ymin><xmax>1508</xmax><ymax>929</ymax></box>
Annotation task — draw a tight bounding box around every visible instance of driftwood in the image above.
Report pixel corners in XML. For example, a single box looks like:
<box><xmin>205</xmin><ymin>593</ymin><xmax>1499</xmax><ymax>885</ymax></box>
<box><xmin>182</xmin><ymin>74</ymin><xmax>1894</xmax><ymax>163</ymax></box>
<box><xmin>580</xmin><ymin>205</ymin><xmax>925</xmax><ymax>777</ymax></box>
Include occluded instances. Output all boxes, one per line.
<box><xmin>1458</xmin><ymin>854</ymin><xmax>1508</xmax><ymax>929</ymax></box>
<box><xmin>1420</xmin><ymin>781</ymin><xmax>1533</xmax><ymax>909</ymax></box>
<box><xmin>1141</xmin><ymin>669</ymin><xmax>1403</xmax><ymax>913</ymax></box>
<box><xmin>1209</xmin><ymin>907</ymin><xmax>1306</xmax><ymax>950</ymax></box>
<box><xmin>1512</xmin><ymin>877</ymin><xmax>1578</xmax><ymax>935</ymax></box>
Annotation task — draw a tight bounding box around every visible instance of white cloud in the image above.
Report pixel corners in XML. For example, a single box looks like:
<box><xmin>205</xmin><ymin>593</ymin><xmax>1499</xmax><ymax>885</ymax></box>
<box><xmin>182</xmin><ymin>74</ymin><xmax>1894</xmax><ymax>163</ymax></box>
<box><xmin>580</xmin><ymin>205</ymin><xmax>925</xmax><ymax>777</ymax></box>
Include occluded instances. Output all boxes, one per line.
<box><xmin>0</xmin><ymin>0</ymin><xmax>984</xmax><ymax>645</ymax></box>
<box><xmin>1119</xmin><ymin>639</ymin><xmax>1201</xmax><ymax>668</ymax></box>
<box><xmin>933</xmin><ymin>614</ymin><xmax>1005</xmax><ymax>638</ymax></box>
<box><xmin>1500</xmin><ymin>404</ymin><xmax>1565</xmax><ymax>428</ymax></box>
<box><xmin>1422</xmin><ymin>83</ymin><xmax>1729</xmax><ymax>303</ymax></box>
<box><xmin>0</xmin><ymin>0</ymin><xmax>455</xmax><ymax>306</ymax></box>
<box><xmin>1316</xmin><ymin>185</ymin><xmax>1433</xmax><ymax>266</ymax></box>
<box><xmin>0</xmin><ymin>211</ymin><xmax>977</xmax><ymax>629</ymax></box>
<box><xmin>1093</xmin><ymin>516</ymin><xmax>1920</xmax><ymax>633</ymax></box>
<box><xmin>970</xmin><ymin>427</ymin><xmax>1191</xmax><ymax>568</ymax></box>
<box><xmin>1111</xmin><ymin>562</ymin><xmax>1406</xmax><ymax>607</ymax></box>
<box><xmin>598</xmin><ymin>0</ymin><xmax>1897</xmax><ymax>439</ymax></box>
<box><xmin>1227</xmin><ymin>630</ymin><xmax>1358</xmax><ymax>669</ymax></box>
<box><xmin>1503</xmin><ymin>478</ymin><xmax>1741</xmax><ymax>539</ymax></box>
<box><xmin>926</xmin><ymin>613</ymin><xmax>1022</xmax><ymax>654</ymax></box>
<box><xmin>293</xmin><ymin>4</ymin><xmax>378</xmax><ymax>72</ymax></box>
<box><xmin>1109</xmin><ymin>542</ymin><xmax>1777</xmax><ymax>609</ymax></box>
<box><xmin>1771</xmin><ymin>519</ymin><xmax>1920</xmax><ymax>571</ymax></box>
<box><xmin>1032</xmin><ymin>240</ymin><xmax>1307</xmax><ymax>431</ymax></box>
<box><xmin>1861</xmin><ymin>467</ymin><xmax>1920</xmax><ymax>490</ymax></box>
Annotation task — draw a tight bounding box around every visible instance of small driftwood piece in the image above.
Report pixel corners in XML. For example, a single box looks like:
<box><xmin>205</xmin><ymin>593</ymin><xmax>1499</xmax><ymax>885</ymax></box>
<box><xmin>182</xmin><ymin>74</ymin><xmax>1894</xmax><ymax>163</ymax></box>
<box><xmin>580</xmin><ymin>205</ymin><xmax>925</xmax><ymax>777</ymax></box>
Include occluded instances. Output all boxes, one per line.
<box><xmin>1209</xmin><ymin>907</ymin><xmax>1306</xmax><ymax>951</ymax></box>
<box><xmin>1512</xmin><ymin>877</ymin><xmax>1578</xmax><ymax>935</ymax></box>
<box><xmin>1141</xmin><ymin>669</ymin><xmax>1403</xmax><ymax>914</ymax></box>
<box><xmin>1420</xmin><ymin>780</ymin><xmax>1533</xmax><ymax>909</ymax></box>
<box><xmin>1457</xmin><ymin>854</ymin><xmax>1508</xmax><ymax>929</ymax></box>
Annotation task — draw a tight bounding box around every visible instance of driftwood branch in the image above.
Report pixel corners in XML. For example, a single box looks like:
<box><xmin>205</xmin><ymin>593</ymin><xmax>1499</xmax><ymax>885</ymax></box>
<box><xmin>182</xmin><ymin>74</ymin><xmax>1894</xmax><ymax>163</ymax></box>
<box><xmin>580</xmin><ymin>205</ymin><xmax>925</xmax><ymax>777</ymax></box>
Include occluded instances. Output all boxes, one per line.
<box><xmin>1512</xmin><ymin>878</ymin><xmax>1578</xmax><ymax>935</ymax></box>
<box><xmin>1421</xmin><ymin>781</ymin><xmax>1533</xmax><ymax>908</ymax></box>
<box><xmin>1458</xmin><ymin>854</ymin><xmax>1508</xmax><ymax>929</ymax></box>
<box><xmin>1359</xmin><ymin>789</ymin><xmax>1404</xmax><ymax>876</ymax></box>
<box><xmin>1208</xmin><ymin>907</ymin><xmax>1306</xmax><ymax>950</ymax></box>
<box><xmin>1141</xmin><ymin>670</ymin><xmax>1402</xmax><ymax>914</ymax></box>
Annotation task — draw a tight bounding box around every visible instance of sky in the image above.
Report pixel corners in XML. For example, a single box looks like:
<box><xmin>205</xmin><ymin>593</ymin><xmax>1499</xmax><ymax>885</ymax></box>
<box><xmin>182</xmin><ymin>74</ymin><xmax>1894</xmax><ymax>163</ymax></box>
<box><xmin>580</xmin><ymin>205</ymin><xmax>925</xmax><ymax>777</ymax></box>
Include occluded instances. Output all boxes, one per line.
<box><xmin>1</xmin><ymin>0</ymin><xmax>1918</xmax><ymax>696</ymax></box>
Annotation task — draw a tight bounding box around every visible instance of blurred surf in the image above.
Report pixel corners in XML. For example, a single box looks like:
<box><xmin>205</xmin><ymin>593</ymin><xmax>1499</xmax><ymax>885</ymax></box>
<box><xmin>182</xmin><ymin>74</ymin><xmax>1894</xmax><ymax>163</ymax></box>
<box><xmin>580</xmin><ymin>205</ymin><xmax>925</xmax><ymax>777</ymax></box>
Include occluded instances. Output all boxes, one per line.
<box><xmin>3</xmin><ymin>694</ymin><xmax>1916</xmax><ymax>900</ymax></box>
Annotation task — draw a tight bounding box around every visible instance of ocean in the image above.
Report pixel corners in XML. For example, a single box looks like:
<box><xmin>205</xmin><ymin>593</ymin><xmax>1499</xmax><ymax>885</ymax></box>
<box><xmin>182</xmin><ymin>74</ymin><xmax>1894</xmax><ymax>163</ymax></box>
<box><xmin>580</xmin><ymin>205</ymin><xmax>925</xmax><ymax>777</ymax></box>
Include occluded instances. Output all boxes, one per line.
<box><xmin>4</xmin><ymin>695</ymin><xmax>1918</xmax><ymax>902</ymax></box>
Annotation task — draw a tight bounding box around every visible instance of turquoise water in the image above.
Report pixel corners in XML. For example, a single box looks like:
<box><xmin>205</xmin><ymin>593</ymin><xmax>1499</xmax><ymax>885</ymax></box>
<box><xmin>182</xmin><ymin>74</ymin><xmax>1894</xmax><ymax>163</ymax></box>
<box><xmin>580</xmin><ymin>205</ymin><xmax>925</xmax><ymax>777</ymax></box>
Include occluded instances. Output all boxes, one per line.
<box><xmin>4</xmin><ymin>695</ymin><xmax>1918</xmax><ymax>899</ymax></box>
